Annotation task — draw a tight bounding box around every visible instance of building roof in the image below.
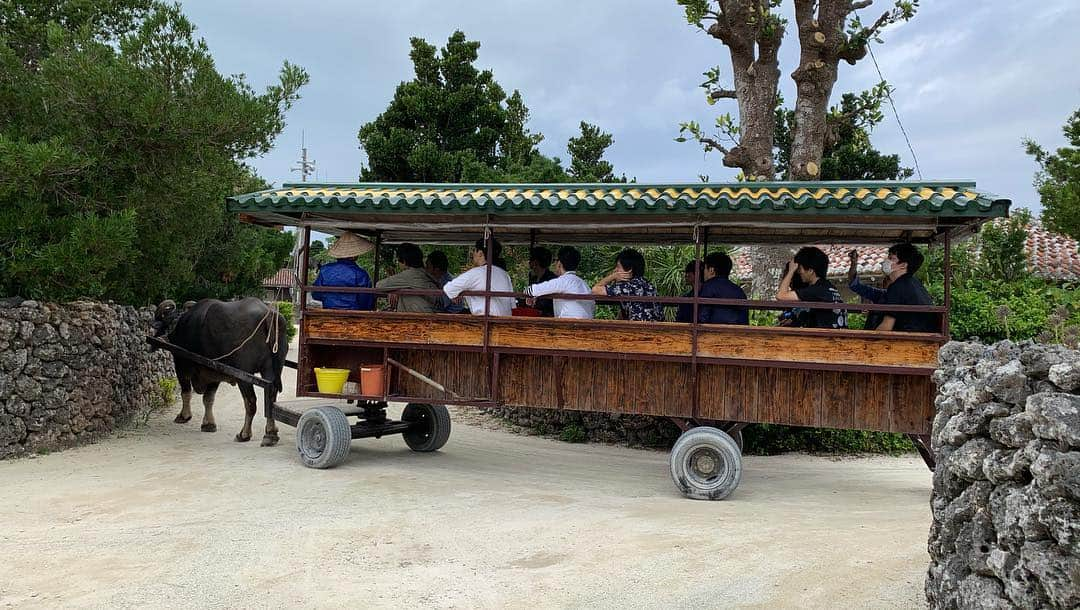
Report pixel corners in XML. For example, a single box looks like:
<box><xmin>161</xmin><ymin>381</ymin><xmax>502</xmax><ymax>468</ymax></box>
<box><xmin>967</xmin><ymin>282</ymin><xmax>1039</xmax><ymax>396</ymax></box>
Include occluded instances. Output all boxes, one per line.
<box><xmin>229</xmin><ymin>181</ymin><xmax>1009</xmax><ymax>246</ymax></box>
<box><xmin>1025</xmin><ymin>222</ymin><xmax>1080</xmax><ymax>281</ymax></box>
<box><xmin>262</xmin><ymin>268</ymin><xmax>296</xmax><ymax>288</ymax></box>
<box><xmin>731</xmin><ymin>222</ymin><xmax>1080</xmax><ymax>282</ymax></box>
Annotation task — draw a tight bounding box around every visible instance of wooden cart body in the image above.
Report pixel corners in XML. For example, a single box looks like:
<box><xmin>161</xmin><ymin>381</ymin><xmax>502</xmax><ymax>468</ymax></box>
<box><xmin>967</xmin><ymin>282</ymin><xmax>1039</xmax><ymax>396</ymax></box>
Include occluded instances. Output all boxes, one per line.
<box><xmin>227</xmin><ymin>181</ymin><xmax>1010</xmax><ymax>487</ymax></box>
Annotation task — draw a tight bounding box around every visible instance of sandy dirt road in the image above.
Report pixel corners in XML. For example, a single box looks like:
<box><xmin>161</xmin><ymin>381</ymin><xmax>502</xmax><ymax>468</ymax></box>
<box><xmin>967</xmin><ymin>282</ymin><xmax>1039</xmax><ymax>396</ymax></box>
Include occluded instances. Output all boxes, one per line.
<box><xmin>0</xmin><ymin>351</ymin><xmax>932</xmax><ymax>609</ymax></box>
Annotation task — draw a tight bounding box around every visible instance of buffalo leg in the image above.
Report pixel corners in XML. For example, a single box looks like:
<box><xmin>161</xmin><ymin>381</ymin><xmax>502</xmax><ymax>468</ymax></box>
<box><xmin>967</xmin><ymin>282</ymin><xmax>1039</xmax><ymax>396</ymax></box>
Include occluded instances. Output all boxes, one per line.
<box><xmin>174</xmin><ymin>377</ymin><xmax>193</xmax><ymax>424</ymax></box>
<box><xmin>236</xmin><ymin>383</ymin><xmax>257</xmax><ymax>442</ymax></box>
<box><xmin>200</xmin><ymin>383</ymin><xmax>219</xmax><ymax>432</ymax></box>
<box><xmin>260</xmin><ymin>382</ymin><xmax>279</xmax><ymax>447</ymax></box>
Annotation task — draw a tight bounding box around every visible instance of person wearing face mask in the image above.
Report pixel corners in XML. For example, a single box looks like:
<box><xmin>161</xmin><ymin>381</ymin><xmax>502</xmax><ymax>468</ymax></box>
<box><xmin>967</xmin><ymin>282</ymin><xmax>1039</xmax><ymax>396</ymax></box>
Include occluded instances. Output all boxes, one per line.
<box><xmin>875</xmin><ymin>243</ymin><xmax>937</xmax><ymax>332</ymax></box>
<box><xmin>776</xmin><ymin>246</ymin><xmax>847</xmax><ymax>329</ymax></box>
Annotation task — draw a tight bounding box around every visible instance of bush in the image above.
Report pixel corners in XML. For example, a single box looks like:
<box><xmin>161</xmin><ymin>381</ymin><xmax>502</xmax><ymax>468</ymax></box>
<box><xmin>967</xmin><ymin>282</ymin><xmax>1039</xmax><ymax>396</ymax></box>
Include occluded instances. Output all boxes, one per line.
<box><xmin>275</xmin><ymin>301</ymin><xmax>297</xmax><ymax>343</ymax></box>
<box><xmin>559</xmin><ymin>423</ymin><xmax>587</xmax><ymax>443</ymax></box>
<box><xmin>742</xmin><ymin>424</ymin><xmax>913</xmax><ymax>455</ymax></box>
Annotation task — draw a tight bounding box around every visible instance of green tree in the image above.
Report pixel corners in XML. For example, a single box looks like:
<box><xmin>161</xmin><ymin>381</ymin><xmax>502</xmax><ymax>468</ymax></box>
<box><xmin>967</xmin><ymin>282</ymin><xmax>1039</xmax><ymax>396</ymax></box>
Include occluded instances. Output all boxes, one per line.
<box><xmin>357</xmin><ymin>31</ymin><xmax>627</xmax><ymax>187</ymax></box>
<box><xmin>358</xmin><ymin>31</ymin><xmax>509</xmax><ymax>182</ymax></box>
<box><xmin>0</xmin><ymin>1</ymin><xmax>307</xmax><ymax>303</ymax></box>
<box><xmin>567</xmin><ymin>122</ymin><xmax>625</xmax><ymax>183</ymax></box>
<box><xmin>978</xmin><ymin>210</ymin><xmax>1031</xmax><ymax>283</ymax></box>
<box><xmin>500</xmin><ymin>90</ymin><xmax>544</xmax><ymax>167</ymax></box>
<box><xmin>1025</xmin><ymin>108</ymin><xmax>1080</xmax><ymax>241</ymax></box>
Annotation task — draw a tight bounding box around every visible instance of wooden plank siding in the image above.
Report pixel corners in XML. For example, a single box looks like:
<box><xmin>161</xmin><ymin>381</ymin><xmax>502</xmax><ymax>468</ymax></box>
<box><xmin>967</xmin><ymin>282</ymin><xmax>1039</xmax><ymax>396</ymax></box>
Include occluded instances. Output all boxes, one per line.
<box><xmin>299</xmin><ymin>312</ymin><xmax>937</xmax><ymax>434</ymax></box>
<box><xmin>303</xmin><ymin>311</ymin><xmax>942</xmax><ymax>371</ymax></box>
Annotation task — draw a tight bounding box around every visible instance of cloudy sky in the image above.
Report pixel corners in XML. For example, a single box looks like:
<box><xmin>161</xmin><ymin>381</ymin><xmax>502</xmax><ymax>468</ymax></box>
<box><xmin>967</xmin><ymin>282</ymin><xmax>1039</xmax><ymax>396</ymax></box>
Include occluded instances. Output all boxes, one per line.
<box><xmin>179</xmin><ymin>0</ymin><xmax>1079</xmax><ymax>212</ymax></box>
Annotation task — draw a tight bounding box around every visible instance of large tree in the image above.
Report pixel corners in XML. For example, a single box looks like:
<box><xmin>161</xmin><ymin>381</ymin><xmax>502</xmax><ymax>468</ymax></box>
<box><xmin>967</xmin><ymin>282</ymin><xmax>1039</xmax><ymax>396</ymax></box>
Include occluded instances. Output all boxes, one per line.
<box><xmin>358</xmin><ymin>31</ymin><xmax>509</xmax><ymax>182</ymax></box>
<box><xmin>1025</xmin><ymin>108</ymin><xmax>1080</xmax><ymax>241</ymax></box>
<box><xmin>676</xmin><ymin>0</ymin><xmax>916</xmax><ymax>180</ymax></box>
<box><xmin>0</xmin><ymin>1</ymin><xmax>306</xmax><ymax>303</ymax></box>
<box><xmin>358</xmin><ymin>31</ymin><xmax>623</xmax><ymax>186</ymax></box>
<box><xmin>567</xmin><ymin>122</ymin><xmax>626</xmax><ymax>183</ymax></box>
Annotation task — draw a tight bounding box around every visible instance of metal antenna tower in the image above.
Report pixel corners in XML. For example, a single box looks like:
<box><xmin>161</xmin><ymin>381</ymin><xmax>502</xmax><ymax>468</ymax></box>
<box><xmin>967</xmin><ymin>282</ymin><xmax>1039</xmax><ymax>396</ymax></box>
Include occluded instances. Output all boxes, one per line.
<box><xmin>291</xmin><ymin>131</ymin><xmax>316</xmax><ymax>182</ymax></box>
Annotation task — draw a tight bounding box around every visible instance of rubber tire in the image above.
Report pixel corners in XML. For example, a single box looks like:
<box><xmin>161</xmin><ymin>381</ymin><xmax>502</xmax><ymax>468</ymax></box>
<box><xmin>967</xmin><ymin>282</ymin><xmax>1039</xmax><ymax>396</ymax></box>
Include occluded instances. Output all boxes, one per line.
<box><xmin>669</xmin><ymin>426</ymin><xmax>742</xmax><ymax>500</ymax></box>
<box><xmin>401</xmin><ymin>403</ymin><xmax>451</xmax><ymax>452</ymax></box>
<box><xmin>728</xmin><ymin>429</ymin><xmax>744</xmax><ymax>453</ymax></box>
<box><xmin>296</xmin><ymin>406</ymin><xmax>352</xmax><ymax>469</ymax></box>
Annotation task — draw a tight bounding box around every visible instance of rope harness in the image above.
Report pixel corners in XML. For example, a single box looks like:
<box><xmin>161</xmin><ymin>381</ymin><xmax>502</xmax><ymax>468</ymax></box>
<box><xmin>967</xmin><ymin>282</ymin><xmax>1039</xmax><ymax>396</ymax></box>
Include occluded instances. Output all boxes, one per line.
<box><xmin>210</xmin><ymin>303</ymin><xmax>282</xmax><ymax>362</ymax></box>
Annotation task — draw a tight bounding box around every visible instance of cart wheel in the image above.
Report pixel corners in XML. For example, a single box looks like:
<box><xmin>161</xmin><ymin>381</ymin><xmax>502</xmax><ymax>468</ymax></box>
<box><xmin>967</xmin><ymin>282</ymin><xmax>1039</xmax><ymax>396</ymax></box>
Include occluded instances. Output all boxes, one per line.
<box><xmin>296</xmin><ymin>406</ymin><xmax>351</xmax><ymax>469</ymax></box>
<box><xmin>669</xmin><ymin>426</ymin><xmax>742</xmax><ymax>500</ymax></box>
<box><xmin>401</xmin><ymin>403</ymin><xmax>451</xmax><ymax>452</ymax></box>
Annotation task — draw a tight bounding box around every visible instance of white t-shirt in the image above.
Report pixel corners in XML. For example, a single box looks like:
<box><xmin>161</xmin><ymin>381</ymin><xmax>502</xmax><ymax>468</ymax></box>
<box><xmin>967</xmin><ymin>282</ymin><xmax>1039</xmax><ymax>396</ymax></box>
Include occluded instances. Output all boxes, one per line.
<box><xmin>443</xmin><ymin>265</ymin><xmax>515</xmax><ymax>317</ymax></box>
<box><xmin>525</xmin><ymin>272</ymin><xmax>595</xmax><ymax>319</ymax></box>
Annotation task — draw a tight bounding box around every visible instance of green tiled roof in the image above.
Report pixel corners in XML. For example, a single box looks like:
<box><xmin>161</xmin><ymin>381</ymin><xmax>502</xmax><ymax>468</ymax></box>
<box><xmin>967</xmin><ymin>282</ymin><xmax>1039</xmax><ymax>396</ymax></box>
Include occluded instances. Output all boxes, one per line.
<box><xmin>227</xmin><ymin>181</ymin><xmax>1009</xmax><ymax>218</ymax></box>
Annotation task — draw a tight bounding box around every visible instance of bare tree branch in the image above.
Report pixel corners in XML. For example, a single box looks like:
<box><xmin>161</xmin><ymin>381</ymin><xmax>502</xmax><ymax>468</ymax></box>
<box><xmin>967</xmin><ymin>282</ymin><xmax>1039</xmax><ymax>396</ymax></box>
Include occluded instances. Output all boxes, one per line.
<box><xmin>709</xmin><ymin>89</ymin><xmax>738</xmax><ymax>100</ymax></box>
<box><xmin>850</xmin><ymin>0</ymin><xmax>873</xmax><ymax>10</ymax></box>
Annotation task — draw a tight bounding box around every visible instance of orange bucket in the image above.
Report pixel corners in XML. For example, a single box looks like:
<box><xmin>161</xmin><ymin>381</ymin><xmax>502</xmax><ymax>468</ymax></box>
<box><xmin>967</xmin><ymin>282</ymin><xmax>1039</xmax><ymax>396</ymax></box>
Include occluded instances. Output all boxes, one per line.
<box><xmin>360</xmin><ymin>365</ymin><xmax>386</xmax><ymax>396</ymax></box>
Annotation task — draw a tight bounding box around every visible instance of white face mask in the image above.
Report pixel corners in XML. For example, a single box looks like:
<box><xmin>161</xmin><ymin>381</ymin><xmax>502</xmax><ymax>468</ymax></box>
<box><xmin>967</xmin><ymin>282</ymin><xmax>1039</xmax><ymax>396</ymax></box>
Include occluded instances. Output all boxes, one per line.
<box><xmin>881</xmin><ymin>260</ymin><xmax>893</xmax><ymax>275</ymax></box>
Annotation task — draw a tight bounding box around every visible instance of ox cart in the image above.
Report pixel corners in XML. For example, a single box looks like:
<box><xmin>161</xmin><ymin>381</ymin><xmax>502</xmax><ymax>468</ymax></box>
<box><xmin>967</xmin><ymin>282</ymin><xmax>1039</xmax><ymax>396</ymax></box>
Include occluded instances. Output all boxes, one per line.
<box><xmin>219</xmin><ymin>181</ymin><xmax>1008</xmax><ymax>500</ymax></box>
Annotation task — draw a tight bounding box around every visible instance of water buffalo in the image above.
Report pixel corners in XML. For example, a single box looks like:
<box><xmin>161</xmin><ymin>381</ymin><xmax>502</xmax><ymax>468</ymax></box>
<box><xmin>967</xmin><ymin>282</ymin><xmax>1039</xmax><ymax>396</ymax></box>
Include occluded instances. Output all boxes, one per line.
<box><xmin>152</xmin><ymin>297</ymin><xmax>288</xmax><ymax>446</ymax></box>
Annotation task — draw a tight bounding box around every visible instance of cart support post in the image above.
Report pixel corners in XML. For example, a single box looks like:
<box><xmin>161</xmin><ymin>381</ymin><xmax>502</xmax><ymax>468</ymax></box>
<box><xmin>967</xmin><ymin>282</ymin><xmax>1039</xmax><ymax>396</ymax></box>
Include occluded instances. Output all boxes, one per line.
<box><xmin>690</xmin><ymin>225</ymin><xmax>703</xmax><ymax>420</ymax></box>
<box><xmin>297</xmin><ymin>226</ymin><xmax>312</xmax><ymax>396</ymax></box>
<box><xmin>942</xmin><ymin>233</ymin><xmax>951</xmax><ymax>338</ymax></box>
<box><xmin>483</xmin><ymin>223</ymin><xmax>495</xmax><ymax>401</ymax></box>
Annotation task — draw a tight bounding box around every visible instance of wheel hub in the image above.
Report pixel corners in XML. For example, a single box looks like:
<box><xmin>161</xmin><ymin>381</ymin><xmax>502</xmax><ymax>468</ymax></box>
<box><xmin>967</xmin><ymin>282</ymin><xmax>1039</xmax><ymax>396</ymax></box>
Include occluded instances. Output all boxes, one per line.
<box><xmin>301</xmin><ymin>422</ymin><xmax>326</xmax><ymax>458</ymax></box>
<box><xmin>688</xmin><ymin>446</ymin><xmax>724</xmax><ymax>483</ymax></box>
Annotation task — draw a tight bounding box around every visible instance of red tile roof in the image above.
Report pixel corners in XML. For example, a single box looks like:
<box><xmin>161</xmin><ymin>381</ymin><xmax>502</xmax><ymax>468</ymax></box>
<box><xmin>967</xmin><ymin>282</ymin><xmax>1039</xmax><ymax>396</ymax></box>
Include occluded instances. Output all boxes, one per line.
<box><xmin>262</xmin><ymin>268</ymin><xmax>297</xmax><ymax>288</ymax></box>
<box><xmin>1025</xmin><ymin>222</ymin><xmax>1080</xmax><ymax>281</ymax></box>
<box><xmin>732</xmin><ymin>245</ymin><xmax>889</xmax><ymax>281</ymax></box>
<box><xmin>731</xmin><ymin>222</ymin><xmax>1080</xmax><ymax>282</ymax></box>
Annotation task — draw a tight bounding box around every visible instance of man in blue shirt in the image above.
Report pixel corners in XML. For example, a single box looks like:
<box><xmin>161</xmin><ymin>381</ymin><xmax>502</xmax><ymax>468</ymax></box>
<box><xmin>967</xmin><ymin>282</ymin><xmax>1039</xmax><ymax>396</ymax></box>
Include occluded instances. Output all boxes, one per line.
<box><xmin>698</xmin><ymin>252</ymin><xmax>749</xmax><ymax>325</ymax></box>
<box><xmin>311</xmin><ymin>232</ymin><xmax>376</xmax><ymax>310</ymax></box>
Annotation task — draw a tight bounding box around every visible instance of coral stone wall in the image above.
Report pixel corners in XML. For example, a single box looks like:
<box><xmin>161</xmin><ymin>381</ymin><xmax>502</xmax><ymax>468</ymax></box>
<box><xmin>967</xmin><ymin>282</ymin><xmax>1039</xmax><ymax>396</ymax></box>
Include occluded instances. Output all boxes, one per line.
<box><xmin>928</xmin><ymin>341</ymin><xmax>1080</xmax><ymax>609</ymax></box>
<box><xmin>0</xmin><ymin>298</ymin><xmax>174</xmax><ymax>458</ymax></box>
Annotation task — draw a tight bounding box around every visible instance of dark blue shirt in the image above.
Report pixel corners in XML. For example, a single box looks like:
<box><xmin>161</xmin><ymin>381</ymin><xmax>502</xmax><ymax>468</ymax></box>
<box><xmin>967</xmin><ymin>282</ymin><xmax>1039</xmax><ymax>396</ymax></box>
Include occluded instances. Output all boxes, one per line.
<box><xmin>698</xmin><ymin>277</ymin><xmax>749</xmax><ymax>325</ymax></box>
<box><xmin>312</xmin><ymin>260</ymin><xmax>374</xmax><ymax>310</ymax></box>
<box><xmin>849</xmin><ymin>277</ymin><xmax>886</xmax><ymax>303</ymax></box>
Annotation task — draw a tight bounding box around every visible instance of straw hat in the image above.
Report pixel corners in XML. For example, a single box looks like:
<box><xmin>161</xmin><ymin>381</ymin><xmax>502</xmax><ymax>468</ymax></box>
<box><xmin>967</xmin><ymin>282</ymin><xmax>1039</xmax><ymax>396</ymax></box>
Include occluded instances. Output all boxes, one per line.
<box><xmin>326</xmin><ymin>232</ymin><xmax>375</xmax><ymax>258</ymax></box>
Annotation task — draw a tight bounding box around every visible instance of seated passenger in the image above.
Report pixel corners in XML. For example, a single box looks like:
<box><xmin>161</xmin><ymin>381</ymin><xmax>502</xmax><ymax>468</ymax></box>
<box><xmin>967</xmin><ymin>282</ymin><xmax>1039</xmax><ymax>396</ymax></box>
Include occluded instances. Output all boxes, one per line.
<box><xmin>698</xmin><ymin>252</ymin><xmax>749</xmax><ymax>325</ymax></box>
<box><xmin>523</xmin><ymin>246</ymin><xmax>595</xmax><ymax>319</ymax></box>
<box><xmin>425</xmin><ymin>251</ymin><xmax>465</xmax><ymax>314</ymax></box>
<box><xmin>311</xmin><ymin>232</ymin><xmax>376</xmax><ymax>311</ymax></box>
<box><xmin>776</xmin><ymin>246</ymin><xmax>847</xmax><ymax>329</ymax></box>
<box><xmin>443</xmin><ymin>238</ymin><xmax>515</xmax><ymax>317</ymax></box>
<box><xmin>375</xmin><ymin>243</ymin><xmax>441</xmax><ymax>313</ymax></box>
<box><xmin>527</xmin><ymin>247</ymin><xmax>558</xmax><ymax>317</ymax></box>
<box><xmin>847</xmin><ymin>248</ymin><xmax>888</xmax><ymax>329</ymax></box>
<box><xmin>591</xmin><ymin>248</ymin><xmax>663</xmax><ymax>322</ymax></box>
<box><xmin>875</xmin><ymin>243</ymin><xmax>937</xmax><ymax>332</ymax></box>
<box><xmin>675</xmin><ymin>260</ymin><xmax>704</xmax><ymax>323</ymax></box>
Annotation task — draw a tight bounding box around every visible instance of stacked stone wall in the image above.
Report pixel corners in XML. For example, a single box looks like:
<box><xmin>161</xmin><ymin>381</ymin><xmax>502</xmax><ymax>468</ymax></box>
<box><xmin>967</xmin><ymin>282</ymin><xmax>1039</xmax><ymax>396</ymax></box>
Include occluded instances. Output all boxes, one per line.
<box><xmin>928</xmin><ymin>340</ymin><xmax>1080</xmax><ymax>608</ymax></box>
<box><xmin>0</xmin><ymin>298</ymin><xmax>174</xmax><ymax>458</ymax></box>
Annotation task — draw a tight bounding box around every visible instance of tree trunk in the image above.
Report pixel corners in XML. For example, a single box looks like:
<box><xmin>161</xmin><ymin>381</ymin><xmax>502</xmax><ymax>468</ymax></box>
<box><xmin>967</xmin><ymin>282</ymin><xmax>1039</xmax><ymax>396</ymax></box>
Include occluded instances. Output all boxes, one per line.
<box><xmin>789</xmin><ymin>0</ymin><xmax>912</xmax><ymax>180</ymax></box>
<box><xmin>789</xmin><ymin>0</ymin><xmax>844</xmax><ymax>180</ymax></box>
<box><xmin>705</xmin><ymin>1</ymin><xmax>784</xmax><ymax>181</ymax></box>
<box><xmin>727</xmin><ymin>41</ymin><xmax>781</xmax><ymax>180</ymax></box>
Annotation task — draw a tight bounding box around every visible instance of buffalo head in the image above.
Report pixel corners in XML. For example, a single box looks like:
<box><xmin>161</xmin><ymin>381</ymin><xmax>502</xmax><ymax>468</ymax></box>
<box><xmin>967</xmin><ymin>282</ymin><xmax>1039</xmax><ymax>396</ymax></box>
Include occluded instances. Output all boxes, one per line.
<box><xmin>152</xmin><ymin>300</ymin><xmax>181</xmax><ymax>337</ymax></box>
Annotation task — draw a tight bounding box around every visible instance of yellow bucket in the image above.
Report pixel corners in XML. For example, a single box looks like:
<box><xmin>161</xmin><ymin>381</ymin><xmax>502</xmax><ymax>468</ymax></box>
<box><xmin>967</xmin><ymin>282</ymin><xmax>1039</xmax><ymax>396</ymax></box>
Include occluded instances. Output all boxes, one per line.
<box><xmin>314</xmin><ymin>367</ymin><xmax>350</xmax><ymax>394</ymax></box>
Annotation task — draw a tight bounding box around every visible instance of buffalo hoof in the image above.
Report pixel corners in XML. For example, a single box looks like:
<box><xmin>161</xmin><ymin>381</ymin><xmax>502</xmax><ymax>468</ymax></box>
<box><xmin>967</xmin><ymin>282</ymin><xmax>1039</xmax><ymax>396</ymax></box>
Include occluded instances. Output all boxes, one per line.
<box><xmin>235</xmin><ymin>432</ymin><xmax>252</xmax><ymax>443</ymax></box>
<box><xmin>261</xmin><ymin>434</ymin><xmax>279</xmax><ymax>447</ymax></box>
<box><xmin>174</xmin><ymin>414</ymin><xmax>192</xmax><ymax>424</ymax></box>
<box><xmin>201</xmin><ymin>423</ymin><xmax>217</xmax><ymax>433</ymax></box>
